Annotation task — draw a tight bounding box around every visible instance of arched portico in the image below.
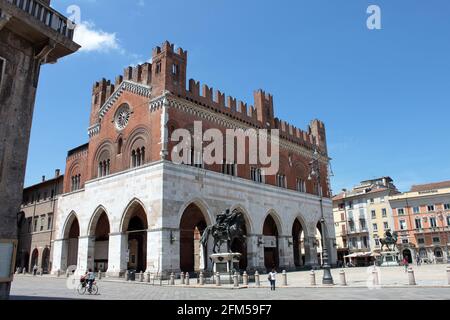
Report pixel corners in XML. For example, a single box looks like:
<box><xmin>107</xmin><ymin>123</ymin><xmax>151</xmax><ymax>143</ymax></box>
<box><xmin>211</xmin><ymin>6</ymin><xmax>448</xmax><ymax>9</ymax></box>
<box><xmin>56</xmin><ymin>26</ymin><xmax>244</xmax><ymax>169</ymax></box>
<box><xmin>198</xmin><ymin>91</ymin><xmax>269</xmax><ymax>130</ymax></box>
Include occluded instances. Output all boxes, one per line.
<box><xmin>262</xmin><ymin>213</ymin><xmax>282</xmax><ymax>270</ymax></box>
<box><xmin>179</xmin><ymin>203</ymin><xmax>209</xmax><ymax>272</ymax></box>
<box><xmin>121</xmin><ymin>200</ymin><xmax>148</xmax><ymax>273</ymax></box>
<box><xmin>87</xmin><ymin>206</ymin><xmax>110</xmax><ymax>272</ymax></box>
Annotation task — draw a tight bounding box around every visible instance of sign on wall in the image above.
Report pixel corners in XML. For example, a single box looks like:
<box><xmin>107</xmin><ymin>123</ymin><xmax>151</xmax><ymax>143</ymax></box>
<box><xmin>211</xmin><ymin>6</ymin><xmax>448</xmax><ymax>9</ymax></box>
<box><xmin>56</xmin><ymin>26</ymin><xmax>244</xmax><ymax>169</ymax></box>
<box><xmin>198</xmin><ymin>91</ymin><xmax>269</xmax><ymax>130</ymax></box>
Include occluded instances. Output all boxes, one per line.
<box><xmin>0</xmin><ymin>240</ymin><xmax>18</xmax><ymax>283</ymax></box>
<box><xmin>263</xmin><ymin>236</ymin><xmax>277</xmax><ymax>248</ymax></box>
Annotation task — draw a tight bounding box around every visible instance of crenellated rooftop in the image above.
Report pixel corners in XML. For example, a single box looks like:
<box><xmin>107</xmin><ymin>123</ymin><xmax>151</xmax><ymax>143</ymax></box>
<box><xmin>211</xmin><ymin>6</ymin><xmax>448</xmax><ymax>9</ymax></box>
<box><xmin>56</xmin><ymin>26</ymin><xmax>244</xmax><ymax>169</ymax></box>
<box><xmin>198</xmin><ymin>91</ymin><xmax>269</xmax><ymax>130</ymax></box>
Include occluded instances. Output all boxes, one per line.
<box><xmin>90</xmin><ymin>41</ymin><xmax>327</xmax><ymax>153</ymax></box>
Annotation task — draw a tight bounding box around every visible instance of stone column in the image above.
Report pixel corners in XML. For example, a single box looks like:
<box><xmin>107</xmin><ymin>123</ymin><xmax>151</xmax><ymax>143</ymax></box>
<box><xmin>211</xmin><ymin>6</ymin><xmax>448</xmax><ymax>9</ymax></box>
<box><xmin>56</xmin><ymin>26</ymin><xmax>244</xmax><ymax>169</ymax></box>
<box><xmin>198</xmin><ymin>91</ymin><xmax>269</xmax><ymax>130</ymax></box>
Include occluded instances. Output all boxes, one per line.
<box><xmin>305</xmin><ymin>236</ymin><xmax>318</xmax><ymax>268</ymax></box>
<box><xmin>277</xmin><ymin>236</ymin><xmax>292</xmax><ymax>270</ymax></box>
<box><xmin>161</xmin><ymin>229</ymin><xmax>180</xmax><ymax>274</ymax></box>
<box><xmin>51</xmin><ymin>239</ymin><xmax>68</xmax><ymax>274</ymax></box>
<box><xmin>76</xmin><ymin>236</ymin><xmax>95</xmax><ymax>275</ymax></box>
<box><xmin>106</xmin><ymin>233</ymin><xmax>128</xmax><ymax>277</ymax></box>
<box><xmin>145</xmin><ymin>229</ymin><xmax>163</xmax><ymax>274</ymax></box>
<box><xmin>248</xmin><ymin>235</ymin><xmax>265</xmax><ymax>270</ymax></box>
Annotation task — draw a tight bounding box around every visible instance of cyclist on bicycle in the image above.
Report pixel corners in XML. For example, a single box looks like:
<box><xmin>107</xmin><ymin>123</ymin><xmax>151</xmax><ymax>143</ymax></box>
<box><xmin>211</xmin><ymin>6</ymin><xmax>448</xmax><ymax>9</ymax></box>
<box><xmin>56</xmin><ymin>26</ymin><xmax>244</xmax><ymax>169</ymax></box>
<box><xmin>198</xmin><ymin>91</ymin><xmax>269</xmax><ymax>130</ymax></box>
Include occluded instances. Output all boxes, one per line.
<box><xmin>86</xmin><ymin>269</ymin><xmax>96</xmax><ymax>291</ymax></box>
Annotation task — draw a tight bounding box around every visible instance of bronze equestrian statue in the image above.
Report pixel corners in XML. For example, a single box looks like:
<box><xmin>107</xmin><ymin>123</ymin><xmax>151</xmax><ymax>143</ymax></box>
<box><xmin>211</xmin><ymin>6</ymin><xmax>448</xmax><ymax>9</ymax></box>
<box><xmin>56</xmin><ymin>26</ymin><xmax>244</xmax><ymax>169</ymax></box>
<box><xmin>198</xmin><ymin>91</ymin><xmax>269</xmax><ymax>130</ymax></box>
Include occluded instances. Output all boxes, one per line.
<box><xmin>379</xmin><ymin>229</ymin><xmax>398</xmax><ymax>251</ymax></box>
<box><xmin>200</xmin><ymin>208</ymin><xmax>247</xmax><ymax>253</ymax></box>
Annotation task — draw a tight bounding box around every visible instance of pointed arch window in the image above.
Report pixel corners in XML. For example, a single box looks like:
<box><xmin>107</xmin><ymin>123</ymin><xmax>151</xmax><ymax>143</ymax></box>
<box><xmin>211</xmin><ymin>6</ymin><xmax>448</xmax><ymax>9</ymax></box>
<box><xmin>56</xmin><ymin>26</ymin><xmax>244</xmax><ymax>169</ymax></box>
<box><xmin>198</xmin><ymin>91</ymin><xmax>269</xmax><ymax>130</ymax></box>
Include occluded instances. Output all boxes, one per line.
<box><xmin>131</xmin><ymin>147</ymin><xmax>146</xmax><ymax>168</ymax></box>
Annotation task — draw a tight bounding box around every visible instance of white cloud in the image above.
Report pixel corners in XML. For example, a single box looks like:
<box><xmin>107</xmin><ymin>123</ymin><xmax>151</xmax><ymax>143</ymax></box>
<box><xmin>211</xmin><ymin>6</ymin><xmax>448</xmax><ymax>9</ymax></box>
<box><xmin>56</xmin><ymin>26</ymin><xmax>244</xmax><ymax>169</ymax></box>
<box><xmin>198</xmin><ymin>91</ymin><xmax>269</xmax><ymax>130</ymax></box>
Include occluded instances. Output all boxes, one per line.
<box><xmin>74</xmin><ymin>21</ymin><xmax>122</xmax><ymax>53</ymax></box>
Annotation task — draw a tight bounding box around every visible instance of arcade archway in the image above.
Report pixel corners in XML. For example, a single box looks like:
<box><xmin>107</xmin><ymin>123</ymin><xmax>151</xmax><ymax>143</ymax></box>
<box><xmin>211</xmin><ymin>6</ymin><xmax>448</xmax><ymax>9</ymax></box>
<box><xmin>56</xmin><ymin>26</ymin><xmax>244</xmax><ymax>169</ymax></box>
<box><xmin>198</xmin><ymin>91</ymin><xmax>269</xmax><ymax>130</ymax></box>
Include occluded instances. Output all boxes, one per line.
<box><xmin>292</xmin><ymin>218</ymin><xmax>307</xmax><ymax>267</ymax></box>
<box><xmin>122</xmin><ymin>202</ymin><xmax>148</xmax><ymax>273</ymax></box>
<box><xmin>42</xmin><ymin>248</ymin><xmax>50</xmax><ymax>273</ymax></box>
<box><xmin>180</xmin><ymin>203</ymin><xmax>208</xmax><ymax>272</ymax></box>
<box><xmin>89</xmin><ymin>209</ymin><xmax>110</xmax><ymax>272</ymax></box>
<box><xmin>263</xmin><ymin>214</ymin><xmax>280</xmax><ymax>270</ymax></box>
<box><xmin>67</xmin><ymin>217</ymin><xmax>79</xmax><ymax>268</ymax></box>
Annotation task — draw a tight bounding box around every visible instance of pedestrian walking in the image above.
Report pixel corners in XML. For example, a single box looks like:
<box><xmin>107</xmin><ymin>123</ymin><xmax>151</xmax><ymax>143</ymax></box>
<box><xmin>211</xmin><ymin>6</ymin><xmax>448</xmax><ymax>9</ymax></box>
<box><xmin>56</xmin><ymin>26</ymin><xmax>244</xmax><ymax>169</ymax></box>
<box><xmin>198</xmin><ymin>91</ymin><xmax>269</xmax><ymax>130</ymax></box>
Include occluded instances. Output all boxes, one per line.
<box><xmin>33</xmin><ymin>264</ymin><xmax>38</xmax><ymax>276</ymax></box>
<box><xmin>416</xmin><ymin>255</ymin><xmax>421</xmax><ymax>266</ymax></box>
<box><xmin>268</xmin><ymin>268</ymin><xmax>277</xmax><ymax>291</ymax></box>
<box><xmin>403</xmin><ymin>257</ymin><xmax>409</xmax><ymax>272</ymax></box>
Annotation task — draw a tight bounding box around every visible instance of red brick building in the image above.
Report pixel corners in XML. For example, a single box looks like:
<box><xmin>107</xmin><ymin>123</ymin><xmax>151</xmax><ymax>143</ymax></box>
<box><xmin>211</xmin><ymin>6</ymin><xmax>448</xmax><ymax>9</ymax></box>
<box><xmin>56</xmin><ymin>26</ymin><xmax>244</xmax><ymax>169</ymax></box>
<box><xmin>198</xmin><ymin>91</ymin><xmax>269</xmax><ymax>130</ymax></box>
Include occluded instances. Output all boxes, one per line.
<box><xmin>52</xmin><ymin>41</ymin><xmax>336</xmax><ymax>276</ymax></box>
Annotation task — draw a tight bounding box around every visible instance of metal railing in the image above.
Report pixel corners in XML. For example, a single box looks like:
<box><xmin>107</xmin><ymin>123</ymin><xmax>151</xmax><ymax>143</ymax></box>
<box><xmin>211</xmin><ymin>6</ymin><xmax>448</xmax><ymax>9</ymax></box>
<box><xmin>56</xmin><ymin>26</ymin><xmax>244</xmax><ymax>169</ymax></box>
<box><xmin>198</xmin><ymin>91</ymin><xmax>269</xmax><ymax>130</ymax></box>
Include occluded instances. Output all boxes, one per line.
<box><xmin>5</xmin><ymin>0</ymin><xmax>75</xmax><ymax>39</ymax></box>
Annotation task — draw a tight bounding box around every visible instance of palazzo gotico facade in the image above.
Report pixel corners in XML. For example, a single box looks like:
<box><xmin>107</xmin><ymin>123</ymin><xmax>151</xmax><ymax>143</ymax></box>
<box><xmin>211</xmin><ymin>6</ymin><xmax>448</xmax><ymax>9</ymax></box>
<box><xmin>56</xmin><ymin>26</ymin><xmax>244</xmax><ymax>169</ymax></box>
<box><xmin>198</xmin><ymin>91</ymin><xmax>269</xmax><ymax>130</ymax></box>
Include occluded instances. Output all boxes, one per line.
<box><xmin>51</xmin><ymin>41</ymin><xmax>336</xmax><ymax>277</ymax></box>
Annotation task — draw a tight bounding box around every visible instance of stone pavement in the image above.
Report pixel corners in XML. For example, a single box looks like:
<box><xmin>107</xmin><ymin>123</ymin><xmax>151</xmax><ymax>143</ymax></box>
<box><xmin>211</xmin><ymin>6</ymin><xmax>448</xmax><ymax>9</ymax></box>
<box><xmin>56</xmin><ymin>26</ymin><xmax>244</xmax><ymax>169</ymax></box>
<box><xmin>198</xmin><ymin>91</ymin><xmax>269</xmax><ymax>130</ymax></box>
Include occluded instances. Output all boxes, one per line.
<box><xmin>9</xmin><ymin>264</ymin><xmax>450</xmax><ymax>300</ymax></box>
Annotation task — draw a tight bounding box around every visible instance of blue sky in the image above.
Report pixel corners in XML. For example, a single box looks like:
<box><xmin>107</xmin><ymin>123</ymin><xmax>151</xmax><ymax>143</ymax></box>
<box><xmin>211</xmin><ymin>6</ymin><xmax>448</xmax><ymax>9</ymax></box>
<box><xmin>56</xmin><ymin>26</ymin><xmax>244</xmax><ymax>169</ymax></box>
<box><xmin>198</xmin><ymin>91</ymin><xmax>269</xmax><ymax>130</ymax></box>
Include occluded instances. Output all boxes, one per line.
<box><xmin>25</xmin><ymin>0</ymin><xmax>450</xmax><ymax>193</ymax></box>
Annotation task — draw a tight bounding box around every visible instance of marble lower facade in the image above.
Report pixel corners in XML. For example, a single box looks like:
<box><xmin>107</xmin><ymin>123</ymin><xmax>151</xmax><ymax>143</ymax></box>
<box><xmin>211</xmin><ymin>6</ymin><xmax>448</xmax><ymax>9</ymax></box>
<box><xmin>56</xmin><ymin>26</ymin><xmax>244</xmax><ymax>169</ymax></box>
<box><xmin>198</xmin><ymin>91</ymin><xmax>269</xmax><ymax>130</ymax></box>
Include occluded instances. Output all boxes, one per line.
<box><xmin>51</xmin><ymin>160</ymin><xmax>337</xmax><ymax>277</ymax></box>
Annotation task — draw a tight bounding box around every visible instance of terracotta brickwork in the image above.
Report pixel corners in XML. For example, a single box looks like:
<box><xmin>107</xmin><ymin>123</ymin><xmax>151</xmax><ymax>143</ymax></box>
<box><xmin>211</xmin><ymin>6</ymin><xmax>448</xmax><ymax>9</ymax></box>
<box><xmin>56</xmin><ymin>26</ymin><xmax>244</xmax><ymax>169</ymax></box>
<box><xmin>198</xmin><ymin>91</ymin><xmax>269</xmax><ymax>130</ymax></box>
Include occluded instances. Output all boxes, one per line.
<box><xmin>65</xmin><ymin>41</ymin><xmax>330</xmax><ymax>198</ymax></box>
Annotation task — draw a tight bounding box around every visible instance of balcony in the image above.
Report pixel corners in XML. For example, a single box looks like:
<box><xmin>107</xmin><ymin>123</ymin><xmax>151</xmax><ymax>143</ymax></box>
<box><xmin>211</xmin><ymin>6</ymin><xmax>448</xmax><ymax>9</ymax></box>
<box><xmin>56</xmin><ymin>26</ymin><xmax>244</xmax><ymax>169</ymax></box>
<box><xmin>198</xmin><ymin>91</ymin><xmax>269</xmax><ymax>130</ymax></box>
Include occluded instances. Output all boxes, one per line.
<box><xmin>0</xmin><ymin>0</ymin><xmax>80</xmax><ymax>61</ymax></box>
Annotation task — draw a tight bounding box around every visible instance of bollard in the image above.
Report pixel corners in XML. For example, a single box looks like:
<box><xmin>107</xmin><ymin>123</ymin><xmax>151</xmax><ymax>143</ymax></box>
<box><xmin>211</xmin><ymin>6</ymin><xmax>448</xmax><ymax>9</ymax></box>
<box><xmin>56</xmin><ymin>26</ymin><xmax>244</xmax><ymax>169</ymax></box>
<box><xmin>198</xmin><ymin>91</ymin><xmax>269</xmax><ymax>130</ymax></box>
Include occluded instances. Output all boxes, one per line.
<box><xmin>372</xmin><ymin>269</ymin><xmax>379</xmax><ymax>286</ymax></box>
<box><xmin>180</xmin><ymin>272</ymin><xmax>185</xmax><ymax>285</ymax></box>
<box><xmin>199</xmin><ymin>272</ymin><xmax>205</xmax><ymax>286</ymax></box>
<box><xmin>339</xmin><ymin>269</ymin><xmax>347</xmax><ymax>286</ymax></box>
<box><xmin>146</xmin><ymin>272</ymin><xmax>151</xmax><ymax>283</ymax></box>
<box><xmin>447</xmin><ymin>267</ymin><xmax>450</xmax><ymax>285</ymax></box>
<box><xmin>310</xmin><ymin>270</ymin><xmax>316</xmax><ymax>286</ymax></box>
<box><xmin>233</xmin><ymin>272</ymin><xmax>239</xmax><ymax>288</ymax></box>
<box><xmin>282</xmin><ymin>270</ymin><xmax>287</xmax><ymax>286</ymax></box>
<box><xmin>408</xmin><ymin>268</ymin><xmax>416</xmax><ymax>285</ymax></box>
<box><xmin>22</xmin><ymin>268</ymin><xmax>26</xmax><ymax>275</ymax></box>
<box><xmin>39</xmin><ymin>270</ymin><xmax>43</xmax><ymax>276</ymax></box>
<box><xmin>56</xmin><ymin>270</ymin><xmax>61</xmax><ymax>277</ymax></box>
<box><xmin>137</xmin><ymin>271</ymin><xmax>142</xmax><ymax>282</ymax></box>
<box><xmin>98</xmin><ymin>272</ymin><xmax>102</xmax><ymax>280</ymax></box>
<box><xmin>255</xmin><ymin>271</ymin><xmax>260</xmax><ymax>287</ymax></box>
<box><xmin>186</xmin><ymin>273</ymin><xmax>190</xmax><ymax>286</ymax></box>
<box><xmin>215</xmin><ymin>272</ymin><xmax>221</xmax><ymax>286</ymax></box>
<box><xmin>243</xmin><ymin>272</ymin><xmax>248</xmax><ymax>286</ymax></box>
<box><xmin>126</xmin><ymin>272</ymin><xmax>130</xmax><ymax>281</ymax></box>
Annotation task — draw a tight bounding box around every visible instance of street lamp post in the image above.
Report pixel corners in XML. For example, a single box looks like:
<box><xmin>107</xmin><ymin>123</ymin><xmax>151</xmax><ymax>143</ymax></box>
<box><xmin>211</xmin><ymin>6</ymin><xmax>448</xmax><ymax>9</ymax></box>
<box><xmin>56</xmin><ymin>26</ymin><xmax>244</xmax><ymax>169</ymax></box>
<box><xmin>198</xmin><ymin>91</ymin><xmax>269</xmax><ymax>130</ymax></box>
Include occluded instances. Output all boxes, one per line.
<box><xmin>308</xmin><ymin>148</ymin><xmax>334</xmax><ymax>285</ymax></box>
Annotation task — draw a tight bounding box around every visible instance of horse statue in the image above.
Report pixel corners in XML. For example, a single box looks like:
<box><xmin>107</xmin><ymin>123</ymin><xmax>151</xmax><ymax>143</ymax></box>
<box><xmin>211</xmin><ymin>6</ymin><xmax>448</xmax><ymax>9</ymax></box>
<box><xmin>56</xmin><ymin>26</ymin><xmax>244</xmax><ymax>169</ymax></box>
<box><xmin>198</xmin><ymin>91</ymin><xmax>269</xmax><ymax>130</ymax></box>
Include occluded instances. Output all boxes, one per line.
<box><xmin>379</xmin><ymin>229</ymin><xmax>398</xmax><ymax>251</ymax></box>
<box><xmin>200</xmin><ymin>208</ymin><xmax>247</xmax><ymax>254</ymax></box>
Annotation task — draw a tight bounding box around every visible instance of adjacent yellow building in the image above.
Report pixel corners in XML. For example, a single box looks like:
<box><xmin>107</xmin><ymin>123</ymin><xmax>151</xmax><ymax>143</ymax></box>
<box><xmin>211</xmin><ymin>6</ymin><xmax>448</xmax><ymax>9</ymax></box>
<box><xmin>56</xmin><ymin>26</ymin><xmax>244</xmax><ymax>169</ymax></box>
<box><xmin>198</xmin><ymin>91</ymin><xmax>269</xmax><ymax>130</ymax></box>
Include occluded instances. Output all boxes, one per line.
<box><xmin>333</xmin><ymin>177</ymin><xmax>399</xmax><ymax>266</ymax></box>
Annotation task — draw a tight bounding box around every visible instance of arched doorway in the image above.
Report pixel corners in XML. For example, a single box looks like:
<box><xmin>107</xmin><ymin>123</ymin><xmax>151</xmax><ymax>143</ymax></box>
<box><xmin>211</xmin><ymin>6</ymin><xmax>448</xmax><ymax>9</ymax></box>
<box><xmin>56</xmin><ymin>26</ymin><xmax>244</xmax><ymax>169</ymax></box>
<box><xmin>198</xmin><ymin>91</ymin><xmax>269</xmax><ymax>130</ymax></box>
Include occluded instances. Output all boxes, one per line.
<box><xmin>90</xmin><ymin>210</ymin><xmax>110</xmax><ymax>272</ymax></box>
<box><xmin>180</xmin><ymin>203</ymin><xmax>208</xmax><ymax>272</ymax></box>
<box><xmin>30</xmin><ymin>249</ymin><xmax>39</xmax><ymax>270</ymax></box>
<box><xmin>67</xmin><ymin>217</ymin><xmax>80</xmax><ymax>268</ymax></box>
<box><xmin>402</xmin><ymin>249</ymin><xmax>413</xmax><ymax>264</ymax></box>
<box><xmin>122</xmin><ymin>202</ymin><xmax>148</xmax><ymax>273</ymax></box>
<box><xmin>292</xmin><ymin>219</ymin><xmax>306</xmax><ymax>268</ymax></box>
<box><xmin>42</xmin><ymin>248</ymin><xmax>50</xmax><ymax>273</ymax></box>
<box><xmin>231</xmin><ymin>223</ymin><xmax>248</xmax><ymax>270</ymax></box>
<box><xmin>263</xmin><ymin>214</ymin><xmax>279</xmax><ymax>270</ymax></box>
<box><xmin>434</xmin><ymin>247</ymin><xmax>443</xmax><ymax>262</ymax></box>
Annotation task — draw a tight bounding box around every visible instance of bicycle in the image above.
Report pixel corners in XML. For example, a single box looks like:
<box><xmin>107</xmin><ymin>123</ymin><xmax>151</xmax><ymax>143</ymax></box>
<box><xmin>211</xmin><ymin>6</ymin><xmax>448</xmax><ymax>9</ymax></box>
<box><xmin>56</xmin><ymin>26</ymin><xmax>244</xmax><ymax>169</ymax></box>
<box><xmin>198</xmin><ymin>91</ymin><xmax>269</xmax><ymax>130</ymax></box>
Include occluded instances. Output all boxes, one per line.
<box><xmin>77</xmin><ymin>279</ymin><xmax>99</xmax><ymax>295</ymax></box>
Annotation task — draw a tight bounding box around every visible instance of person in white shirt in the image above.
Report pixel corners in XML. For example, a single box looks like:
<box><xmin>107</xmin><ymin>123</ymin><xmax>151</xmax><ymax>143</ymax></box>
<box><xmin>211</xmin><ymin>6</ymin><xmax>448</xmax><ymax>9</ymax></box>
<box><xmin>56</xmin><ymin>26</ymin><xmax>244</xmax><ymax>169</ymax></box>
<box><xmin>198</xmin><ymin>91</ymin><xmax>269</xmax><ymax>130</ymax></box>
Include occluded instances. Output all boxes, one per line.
<box><xmin>268</xmin><ymin>268</ymin><xmax>277</xmax><ymax>291</ymax></box>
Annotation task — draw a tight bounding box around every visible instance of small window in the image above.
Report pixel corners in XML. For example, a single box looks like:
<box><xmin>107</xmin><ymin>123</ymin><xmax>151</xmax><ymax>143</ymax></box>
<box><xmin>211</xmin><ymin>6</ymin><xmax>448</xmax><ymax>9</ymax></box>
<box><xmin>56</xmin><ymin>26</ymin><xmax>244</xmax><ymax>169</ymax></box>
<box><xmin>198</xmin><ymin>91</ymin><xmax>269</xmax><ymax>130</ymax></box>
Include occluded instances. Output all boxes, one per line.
<box><xmin>372</xmin><ymin>223</ymin><xmax>378</xmax><ymax>232</ymax></box>
<box><xmin>371</xmin><ymin>210</ymin><xmax>376</xmax><ymax>219</ymax></box>
<box><xmin>399</xmin><ymin>220</ymin><xmax>407</xmax><ymax>230</ymax></box>
<box><xmin>402</xmin><ymin>239</ymin><xmax>409</xmax><ymax>244</ymax></box>
<box><xmin>433</xmin><ymin>237</ymin><xmax>440</xmax><ymax>243</ymax></box>
<box><xmin>415</xmin><ymin>218</ymin><xmax>422</xmax><ymax>229</ymax></box>
<box><xmin>33</xmin><ymin>219</ymin><xmax>38</xmax><ymax>232</ymax></box>
<box><xmin>118</xmin><ymin>138</ymin><xmax>123</xmax><ymax>155</ymax></box>
<box><xmin>384</xmin><ymin>222</ymin><xmax>389</xmax><ymax>230</ymax></box>
<box><xmin>444</xmin><ymin>204</ymin><xmax>450</xmax><ymax>211</ymax></box>
<box><xmin>370</xmin><ymin>198</ymin><xmax>374</xmax><ymax>204</ymax></box>
<box><xmin>296</xmin><ymin>178</ymin><xmax>306</xmax><ymax>193</ymax></box>
<box><xmin>382</xmin><ymin>208</ymin><xmax>387</xmax><ymax>217</ymax></box>
<box><xmin>428</xmin><ymin>205</ymin><xmax>435</xmax><ymax>212</ymax></box>
<box><xmin>40</xmin><ymin>216</ymin><xmax>45</xmax><ymax>231</ymax></box>
<box><xmin>413</xmin><ymin>207</ymin><xmax>420</xmax><ymax>214</ymax></box>
<box><xmin>47</xmin><ymin>215</ymin><xmax>53</xmax><ymax>230</ymax></box>
<box><xmin>172</xmin><ymin>64</ymin><xmax>179</xmax><ymax>75</ymax></box>
<box><xmin>418</xmin><ymin>238</ymin><xmax>425</xmax><ymax>245</ymax></box>
<box><xmin>397</xmin><ymin>208</ymin><xmax>405</xmax><ymax>215</ymax></box>
<box><xmin>156</xmin><ymin>62</ymin><xmax>162</xmax><ymax>74</ymax></box>
<box><xmin>429</xmin><ymin>217</ymin><xmax>437</xmax><ymax>228</ymax></box>
<box><xmin>0</xmin><ymin>57</ymin><xmax>5</xmax><ymax>90</ymax></box>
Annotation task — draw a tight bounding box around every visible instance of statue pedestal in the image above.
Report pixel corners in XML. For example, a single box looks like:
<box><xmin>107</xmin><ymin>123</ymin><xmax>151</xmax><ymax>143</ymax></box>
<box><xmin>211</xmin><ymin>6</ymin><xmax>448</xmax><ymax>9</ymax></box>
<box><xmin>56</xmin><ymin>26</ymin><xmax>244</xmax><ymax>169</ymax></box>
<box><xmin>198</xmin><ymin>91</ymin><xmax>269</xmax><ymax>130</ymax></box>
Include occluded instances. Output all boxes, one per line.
<box><xmin>380</xmin><ymin>251</ymin><xmax>399</xmax><ymax>267</ymax></box>
<box><xmin>210</xmin><ymin>253</ymin><xmax>242</xmax><ymax>274</ymax></box>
